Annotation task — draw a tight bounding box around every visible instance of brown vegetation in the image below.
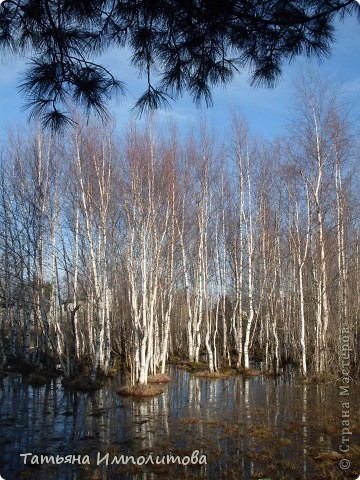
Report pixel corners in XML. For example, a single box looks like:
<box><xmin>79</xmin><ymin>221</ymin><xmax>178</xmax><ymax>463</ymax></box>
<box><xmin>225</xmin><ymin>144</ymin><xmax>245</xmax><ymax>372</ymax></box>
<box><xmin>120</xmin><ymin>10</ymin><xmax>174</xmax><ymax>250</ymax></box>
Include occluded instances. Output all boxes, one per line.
<box><xmin>298</xmin><ymin>372</ymin><xmax>338</xmax><ymax>384</ymax></box>
<box><xmin>314</xmin><ymin>451</ymin><xmax>343</xmax><ymax>462</ymax></box>
<box><xmin>117</xmin><ymin>384</ymin><xmax>164</xmax><ymax>398</ymax></box>
<box><xmin>174</xmin><ymin>361</ymin><xmax>209</xmax><ymax>372</ymax></box>
<box><xmin>147</xmin><ymin>373</ymin><xmax>172</xmax><ymax>383</ymax></box>
<box><xmin>243</xmin><ymin>368</ymin><xmax>261</xmax><ymax>378</ymax></box>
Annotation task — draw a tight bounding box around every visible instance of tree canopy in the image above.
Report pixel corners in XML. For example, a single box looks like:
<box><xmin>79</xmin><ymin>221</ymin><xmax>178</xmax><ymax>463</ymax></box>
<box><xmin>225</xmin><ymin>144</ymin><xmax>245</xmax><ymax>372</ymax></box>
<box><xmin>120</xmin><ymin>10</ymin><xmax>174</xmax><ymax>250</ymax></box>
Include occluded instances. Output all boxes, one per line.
<box><xmin>0</xmin><ymin>0</ymin><xmax>358</xmax><ymax>129</ymax></box>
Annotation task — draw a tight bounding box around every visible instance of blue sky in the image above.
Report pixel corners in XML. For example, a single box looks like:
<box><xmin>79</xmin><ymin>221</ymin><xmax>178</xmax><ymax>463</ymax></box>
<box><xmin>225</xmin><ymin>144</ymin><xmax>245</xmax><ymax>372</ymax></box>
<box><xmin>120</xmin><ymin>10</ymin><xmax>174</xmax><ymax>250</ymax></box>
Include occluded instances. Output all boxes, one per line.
<box><xmin>0</xmin><ymin>12</ymin><xmax>359</xmax><ymax>142</ymax></box>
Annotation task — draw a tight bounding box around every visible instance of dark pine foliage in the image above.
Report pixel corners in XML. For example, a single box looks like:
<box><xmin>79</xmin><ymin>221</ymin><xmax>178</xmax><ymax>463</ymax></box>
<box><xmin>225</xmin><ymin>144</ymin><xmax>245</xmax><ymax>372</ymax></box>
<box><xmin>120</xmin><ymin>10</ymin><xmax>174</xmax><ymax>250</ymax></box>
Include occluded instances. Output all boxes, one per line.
<box><xmin>0</xmin><ymin>0</ymin><xmax>358</xmax><ymax>128</ymax></box>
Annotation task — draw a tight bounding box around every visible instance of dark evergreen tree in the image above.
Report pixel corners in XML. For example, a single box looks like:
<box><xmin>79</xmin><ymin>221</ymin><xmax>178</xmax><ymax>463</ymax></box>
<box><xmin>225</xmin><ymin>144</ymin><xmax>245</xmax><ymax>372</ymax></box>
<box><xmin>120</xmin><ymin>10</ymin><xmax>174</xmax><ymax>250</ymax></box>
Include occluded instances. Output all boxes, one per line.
<box><xmin>0</xmin><ymin>0</ymin><xmax>358</xmax><ymax>129</ymax></box>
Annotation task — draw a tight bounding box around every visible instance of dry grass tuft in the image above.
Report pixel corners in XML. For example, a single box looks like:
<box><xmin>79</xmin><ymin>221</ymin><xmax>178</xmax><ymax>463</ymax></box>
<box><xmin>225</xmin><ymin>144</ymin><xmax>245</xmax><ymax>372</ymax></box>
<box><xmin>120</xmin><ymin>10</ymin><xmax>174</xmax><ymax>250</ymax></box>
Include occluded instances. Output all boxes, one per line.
<box><xmin>147</xmin><ymin>373</ymin><xmax>172</xmax><ymax>383</ymax></box>
<box><xmin>248</xmin><ymin>424</ymin><xmax>274</xmax><ymax>438</ymax></box>
<box><xmin>277</xmin><ymin>460</ymin><xmax>298</xmax><ymax>471</ymax></box>
<box><xmin>264</xmin><ymin>370</ymin><xmax>282</xmax><ymax>377</ymax></box>
<box><xmin>247</xmin><ymin>451</ymin><xmax>272</xmax><ymax>462</ymax></box>
<box><xmin>117</xmin><ymin>383</ymin><xmax>164</xmax><ymax>398</ymax></box>
<box><xmin>279</xmin><ymin>437</ymin><xmax>292</xmax><ymax>446</ymax></box>
<box><xmin>167</xmin><ymin>354</ymin><xmax>184</xmax><ymax>364</ymax></box>
<box><xmin>299</xmin><ymin>372</ymin><xmax>338</xmax><ymax>384</ymax></box>
<box><xmin>179</xmin><ymin>416</ymin><xmax>200</xmax><ymax>424</ymax></box>
<box><xmin>203</xmin><ymin>419</ymin><xmax>223</xmax><ymax>427</ymax></box>
<box><xmin>106</xmin><ymin>367</ymin><xmax>119</xmax><ymax>377</ymax></box>
<box><xmin>313</xmin><ymin>464</ymin><xmax>344</xmax><ymax>480</ymax></box>
<box><xmin>222</xmin><ymin>421</ymin><xmax>240</xmax><ymax>436</ymax></box>
<box><xmin>174</xmin><ymin>360</ymin><xmax>209</xmax><ymax>372</ymax></box>
<box><xmin>314</xmin><ymin>451</ymin><xmax>343</xmax><ymax>462</ymax></box>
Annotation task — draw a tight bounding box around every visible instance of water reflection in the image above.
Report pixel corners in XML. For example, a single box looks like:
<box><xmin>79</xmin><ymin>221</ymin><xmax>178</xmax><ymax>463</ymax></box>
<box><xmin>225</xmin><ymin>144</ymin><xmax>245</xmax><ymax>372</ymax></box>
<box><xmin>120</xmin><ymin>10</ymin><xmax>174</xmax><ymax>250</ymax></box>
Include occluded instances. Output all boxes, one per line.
<box><xmin>0</xmin><ymin>369</ymin><xmax>358</xmax><ymax>479</ymax></box>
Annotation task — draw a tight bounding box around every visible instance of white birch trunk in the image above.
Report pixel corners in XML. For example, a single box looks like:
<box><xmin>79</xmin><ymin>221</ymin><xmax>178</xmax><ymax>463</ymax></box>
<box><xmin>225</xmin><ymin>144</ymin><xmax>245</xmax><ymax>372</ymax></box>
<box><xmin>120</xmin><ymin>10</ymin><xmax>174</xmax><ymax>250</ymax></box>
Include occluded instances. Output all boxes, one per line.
<box><xmin>243</xmin><ymin>163</ymin><xmax>254</xmax><ymax>370</ymax></box>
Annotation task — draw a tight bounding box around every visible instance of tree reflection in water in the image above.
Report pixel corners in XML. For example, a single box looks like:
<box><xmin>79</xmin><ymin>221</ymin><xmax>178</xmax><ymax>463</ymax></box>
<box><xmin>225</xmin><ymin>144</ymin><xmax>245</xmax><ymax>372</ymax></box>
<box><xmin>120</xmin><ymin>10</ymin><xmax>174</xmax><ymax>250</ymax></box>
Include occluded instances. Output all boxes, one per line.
<box><xmin>0</xmin><ymin>369</ymin><xmax>359</xmax><ymax>479</ymax></box>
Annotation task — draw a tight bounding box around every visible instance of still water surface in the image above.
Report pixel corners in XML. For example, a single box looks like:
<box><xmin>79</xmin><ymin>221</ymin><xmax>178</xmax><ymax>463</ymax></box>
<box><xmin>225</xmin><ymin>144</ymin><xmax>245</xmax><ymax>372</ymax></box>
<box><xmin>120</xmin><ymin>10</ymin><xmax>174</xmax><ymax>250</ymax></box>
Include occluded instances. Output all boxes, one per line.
<box><xmin>0</xmin><ymin>369</ymin><xmax>359</xmax><ymax>480</ymax></box>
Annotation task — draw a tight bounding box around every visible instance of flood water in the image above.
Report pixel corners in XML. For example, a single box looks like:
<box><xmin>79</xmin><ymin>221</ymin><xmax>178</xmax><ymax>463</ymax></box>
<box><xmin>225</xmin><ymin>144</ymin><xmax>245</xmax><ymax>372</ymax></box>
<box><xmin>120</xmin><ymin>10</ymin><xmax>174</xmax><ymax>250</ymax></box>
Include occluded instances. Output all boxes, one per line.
<box><xmin>0</xmin><ymin>368</ymin><xmax>359</xmax><ymax>480</ymax></box>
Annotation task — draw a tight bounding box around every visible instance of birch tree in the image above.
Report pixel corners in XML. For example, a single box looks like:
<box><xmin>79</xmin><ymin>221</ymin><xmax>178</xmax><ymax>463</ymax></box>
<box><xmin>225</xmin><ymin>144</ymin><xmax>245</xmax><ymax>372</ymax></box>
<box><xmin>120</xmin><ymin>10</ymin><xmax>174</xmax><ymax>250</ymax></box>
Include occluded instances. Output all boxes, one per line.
<box><xmin>71</xmin><ymin>125</ymin><xmax>114</xmax><ymax>377</ymax></box>
<box><xmin>290</xmin><ymin>73</ymin><xmax>340</xmax><ymax>374</ymax></box>
<box><xmin>121</xmin><ymin>125</ymin><xmax>172</xmax><ymax>384</ymax></box>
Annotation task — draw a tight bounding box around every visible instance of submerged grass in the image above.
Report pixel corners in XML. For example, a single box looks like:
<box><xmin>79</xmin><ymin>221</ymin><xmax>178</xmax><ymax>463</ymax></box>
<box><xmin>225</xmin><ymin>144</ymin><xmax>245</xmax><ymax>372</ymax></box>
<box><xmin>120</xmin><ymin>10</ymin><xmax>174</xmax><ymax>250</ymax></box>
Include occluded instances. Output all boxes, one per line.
<box><xmin>193</xmin><ymin>370</ymin><xmax>233</xmax><ymax>379</ymax></box>
<box><xmin>234</xmin><ymin>365</ymin><xmax>262</xmax><ymax>377</ymax></box>
<box><xmin>147</xmin><ymin>373</ymin><xmax>172</xmax><ymax>383</ymax></box>
<box><xmin>243</xmin><ymin>367</ymin><xmax>261</xmax><ymax>377</ymax></box>
<box><xmin>298</xmin><ymin>372</ymin><xmax>338</xmax><ymax>384</ymax></box>
<box><xmin>179</xmin><ymin>416</ymin><xmax>200</xmax><ymax>424</ymax></box>
<box><xmin>3</xmin><ymin>365</ymin><xmax>360</xmax><ymax>480</ymax></box>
